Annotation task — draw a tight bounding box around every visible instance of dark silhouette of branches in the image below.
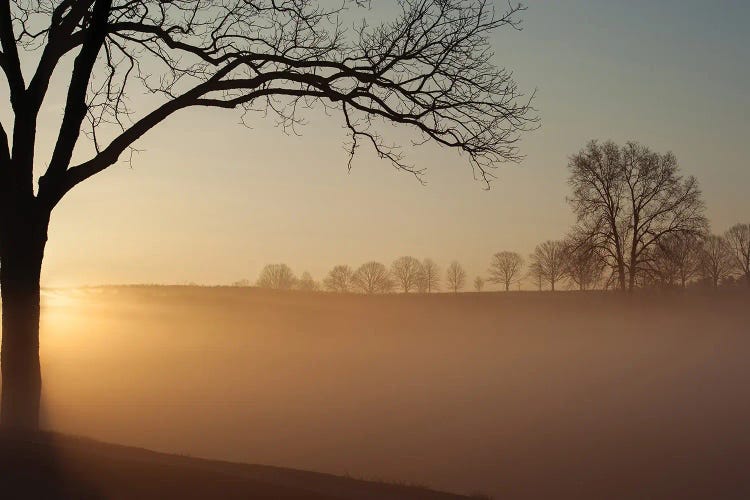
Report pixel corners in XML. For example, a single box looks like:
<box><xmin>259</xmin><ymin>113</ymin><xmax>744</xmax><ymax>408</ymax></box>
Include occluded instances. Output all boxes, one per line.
<box><xmin>391</xmin><ymin>256</ymin><xmax>423</xmax><ymax>293</ymax></box>
<box><xmin>257</xmin><ymin>264</ymin><xmax>297</xmax><ymax>290</ymax></box>
<box><xmin>352</xmin><ymin>261</ymin><xmax>393</xmax><ymax>294</ymax></box>
<box><xmin>324</xmin><ymin>265</ymin><xmax>354</xmax><ymax>292</ymax></box>
<box><xmin>567</xmin><ymin>140</ymin><xmax>707</xmax><ymax>291</ymax></box>
<box><xmin>561</xmin><ymin>237</ymin><xmax>605</xmax><ymax>291</ymax></box>
<box><xmin>488</xmin><ymin>251</ymin><xmax>523</xmax><ymax>291</ymax></box>
<box><xmin>528</xmin><ymin>240</ymin><xmax>565</xmax><ymax>291</ymax></box>
<box><xmin>473</xmin><ymin>276</ymin><xmax>485</xmax><ymax>292</ymax></box>
<box><xmin>445</xmin><ymin>261</ymin><xmax>466</xmax><ymax>292</ymax></box>
<box><xmin>725</xmin><ymin>223</ymin><xmax>750</xmax><ymax>287</ymax></box>
<box><xmin>699</xmin><ymin>235</ymin><xmax>734</xmax><ymax>288</ymax></box>
<box><xmin>418</xmin><ymin>258</ymin><xmax>440</xmax><ymax>293</ymax></box>
<box><xmin>642</xmin><ymin>232</ymin><xmax>703</xmax><ymax>289</ymax></box>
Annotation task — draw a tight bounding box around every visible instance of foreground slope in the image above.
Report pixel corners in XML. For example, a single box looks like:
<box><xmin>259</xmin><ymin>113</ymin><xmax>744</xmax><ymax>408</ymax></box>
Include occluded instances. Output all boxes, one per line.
<box><xmin>0</xmin><ymin>431</ymin><xmax>469</xmax><ymax>499</ymax></box>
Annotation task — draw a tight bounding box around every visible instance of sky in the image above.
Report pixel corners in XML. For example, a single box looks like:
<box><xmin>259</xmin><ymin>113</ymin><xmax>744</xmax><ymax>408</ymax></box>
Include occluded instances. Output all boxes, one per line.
<box><xmin>23</xmin><ymin>0</ymin><xmax>750</xmax><ymax>288</ymax></box>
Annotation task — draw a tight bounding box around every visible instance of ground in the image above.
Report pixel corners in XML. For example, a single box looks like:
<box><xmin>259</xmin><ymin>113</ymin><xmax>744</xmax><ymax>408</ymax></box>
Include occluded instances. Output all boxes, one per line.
<box><xmin>0</xmin><ymin>431</ymin><xmax>470</xmax><ymax>499</ymax></box>
<box><xmin>4</xmin><ymin>286</ymin><xmax>750</xmax><ymax>498</ymax></box>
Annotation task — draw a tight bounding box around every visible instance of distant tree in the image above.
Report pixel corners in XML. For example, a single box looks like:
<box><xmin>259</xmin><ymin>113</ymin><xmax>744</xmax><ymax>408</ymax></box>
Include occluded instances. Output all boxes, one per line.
<box><xmin>231</xmin><ymin>279</ymin><xmax>251</xmax><ymax>287</ymax></box>
<box><xmin>418</xmin><ymin>259</ymin><xmax>441</xmax><ymax>293</ymax></box>
<box><xmin>725</xmin><ymin>223</ymin><xmax>750</xmax><ymax>287</ymax></box>
<box><xmin>529</xmin><ymin>240</ymin><xmax>566</xmax><ymax>291</ymax></box>
<box><xmin>446</xmin><ymin>261</ymin><xmax>467</xmax><ymax>293</ymax></box>
<box><xmin>391</xmin><ymin>256</ymin><xmax>424</xmax><ymax>293</ymax></box>
<box><xmin>699</xmin><ymin>235</ymin><xmax>734</xmax><ymax>288</ymax></box>
<box><xmin>257</xmin><ymin>264</ymin><xmax>297</xmax><ymax>290</ymax></box>
<box><xmin>296</xmin><ymin>272</ymin><xmax>320</xmax><ymax>291</ymax></box>
<box><xmin>352</xmin><ymin>262</ymin><xmax>394</xmax><ymax>294</ymax></box>
<box><xmin>528</xmin><ymin>261</ymin><xmax>543</xmax><ymax>291</ymax></box>
<box><xmin>324</xmin><ymin>265</ymin><xmax>354</xmax><ymax>293</ymax></box>
<box><xmin>473</xmin><ymin>276</ymin><xmax>485</xmax><ymax>292</ymax></box>
<box><xmin>567</xmin><ymin>141</ymin><xmax>706</xmax><ymax>291</ymax></box>
<box><xmin>488</xmin><ymin>251</ymin><xmax>524</xmax><ymax>291</ymax></box>
<box><xmin>562</xmin><ymin>237</ymin><xmax>605</xmax><ymax>290</ymax></box>
<box><xmin>643</xmin><ymin>232</ymin><xmax>703</xmax><ymax>288</ymax></box>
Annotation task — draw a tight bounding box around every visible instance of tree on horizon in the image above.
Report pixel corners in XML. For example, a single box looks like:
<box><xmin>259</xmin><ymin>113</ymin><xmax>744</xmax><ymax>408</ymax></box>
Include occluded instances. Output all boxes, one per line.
<box><xmin>446</xmin><ymin>261</ymin><xmax>466</xmax><ymax>293</ymax></box>
<box><xmin>352</xmin><ymin>261</ymin><xmax>394</xmax><ymax>294</ymax></box>
<box><xmin>391</xmin><ymin>256</ymin><xmax>423</xmax><ymax>293</ymax></box>
<box><xmin>488</xmin><ymin>251</ymin><xmax>524</xmax><ymax>291</ymax></box>
<box><xmin>567</xmin><ymin>140</ymin><xmax>706</xmax><ymax>291</ymax></box>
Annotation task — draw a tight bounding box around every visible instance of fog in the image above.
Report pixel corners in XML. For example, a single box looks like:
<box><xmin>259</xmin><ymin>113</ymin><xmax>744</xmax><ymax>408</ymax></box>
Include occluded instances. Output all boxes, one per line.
<box><xmin>31</xmin><ymin>287</ymin><xmax>750</xmax><ymax>498</ymax></box>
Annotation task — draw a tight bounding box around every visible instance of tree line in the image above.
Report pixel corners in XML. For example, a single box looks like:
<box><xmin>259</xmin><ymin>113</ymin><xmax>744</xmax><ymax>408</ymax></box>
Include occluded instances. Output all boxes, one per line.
<box><xmin>247</xmin><ymin>140</ymin><xmax>749</xmax><ymax>293</ymax></box>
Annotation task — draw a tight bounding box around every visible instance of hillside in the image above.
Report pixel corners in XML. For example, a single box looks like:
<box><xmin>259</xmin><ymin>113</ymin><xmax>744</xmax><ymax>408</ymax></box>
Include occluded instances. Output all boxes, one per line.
<box><xmin>0</xmin><ymin>431</ymin><xmax>470</xmax><ymax>499</ymax></box>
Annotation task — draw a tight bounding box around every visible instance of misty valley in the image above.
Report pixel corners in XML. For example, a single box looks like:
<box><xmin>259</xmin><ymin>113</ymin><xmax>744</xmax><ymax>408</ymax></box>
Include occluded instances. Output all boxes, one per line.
<box><xmin>30</xmin><ymin>286</ymin><xmax>750</xmax><ymax>499</ymax></box>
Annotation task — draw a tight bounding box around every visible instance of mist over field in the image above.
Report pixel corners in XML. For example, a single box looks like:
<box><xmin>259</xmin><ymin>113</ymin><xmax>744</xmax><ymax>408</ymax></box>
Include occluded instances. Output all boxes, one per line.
<box><xmin>32</xmin><ymin>286</ymin><xmax>750</xmax><ymax>499</ymax></box>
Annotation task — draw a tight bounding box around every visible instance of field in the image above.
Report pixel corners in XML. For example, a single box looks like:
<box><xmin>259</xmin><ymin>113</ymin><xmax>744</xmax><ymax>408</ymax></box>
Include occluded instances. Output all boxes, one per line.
<box><xmin>15</xmin><ymin>286</ymin><xmax>750</xmax><ymax>498</ymax></box>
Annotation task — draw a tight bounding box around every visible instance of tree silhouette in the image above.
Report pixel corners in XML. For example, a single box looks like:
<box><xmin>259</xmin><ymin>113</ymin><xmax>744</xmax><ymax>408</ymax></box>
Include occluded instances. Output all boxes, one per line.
<box><xmin>418</xmin><ymin>259</ymin><xmax>441</xmax><ymax>293</ymax></box>
<box><xmin>528</xmin><ymin>261</ymin><xmax>544</xmax><ymax>291</ymax></box>
<box><xmin>567</xmin><ymin>141</ymin><xmax>706</xmax><ymax>291</ymax></box>
<box><xmin>391</xmin><ymin>256</ymin><xmax>423</xmax><ymax>293</ymax></box>
<box><xmin>473</xmin><ymin>276</ymin><xmax>485</xmax><ymax>292</ymax></box>
<box><xmin>445</xmin><ymin>261</ymin><xmax>466</xmax><ymax>293</ymax></box>
<box><xmin>352</xmin><ymin>262</ymin><xmax>393</xmax><ymax>294</ymax></box>
<box><xmin>488</xmin><ymin>251</ymin><xmax>524</xmax><ymax>291</ymax></box>
<box><xmin>699</xmin><ymin>235</ymin><xmax>734</xmax><ymax>288</ymax></box>
<box><xmin>257</xmin><ymin>264</ymin><xmax>297</xmax><ymax>290</ymax></box>
<box><xmin>643</xmin><ymin>232</ymin><xmax>703</xmax><ymax>288</ymax></box>
<box><xmin>296</xmin><ymin>272</ymin><xmax>319</xmax><ymax>291</ymax></box>
<box><xmin>725</xmin><ymin>223</ymin><xmax>750</xmax><ymax>287</ymax></box>
<box><xmin>562</xmin><ymin>237</ymin><xmax>604</xmax><ymax>291</ymax></box>
<box><xmin>0</xmin><ymin>0</ymin><xmax>535</xmax><ymax>428</ymax></box>
<box><xmin>529</xmin><ymin>240</ymin><xmax>565</xmax><ymax>291</ymax></box>
<box><xmin>324</xmin><ymin>265</ymin><xmax>354</xmax><ymax>293</ymax></box>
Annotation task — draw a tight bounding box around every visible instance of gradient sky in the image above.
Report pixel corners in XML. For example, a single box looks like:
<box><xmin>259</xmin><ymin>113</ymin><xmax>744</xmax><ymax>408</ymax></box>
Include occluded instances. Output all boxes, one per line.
<box><xmin>31</xmin><ymin>0</ymin><xmax>749</xmax><ymax>287</ymax></box>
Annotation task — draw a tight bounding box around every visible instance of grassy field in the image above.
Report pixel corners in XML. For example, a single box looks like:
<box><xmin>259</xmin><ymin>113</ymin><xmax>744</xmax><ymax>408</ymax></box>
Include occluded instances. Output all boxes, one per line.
<box><xmin>11</xmin><ymin>286</ymin><xmax>750</xmax><ymax>498</ymax></box>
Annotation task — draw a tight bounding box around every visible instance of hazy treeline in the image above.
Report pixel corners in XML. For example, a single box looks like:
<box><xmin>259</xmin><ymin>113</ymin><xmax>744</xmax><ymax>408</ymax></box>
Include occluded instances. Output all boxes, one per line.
<box><xmin>240</xmin><ymin>140</ymin><xmax>748</xmax><ymax>293</ymax></box>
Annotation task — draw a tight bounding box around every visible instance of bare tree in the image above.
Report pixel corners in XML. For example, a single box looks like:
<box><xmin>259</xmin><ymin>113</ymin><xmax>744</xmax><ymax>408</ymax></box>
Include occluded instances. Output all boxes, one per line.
<box><xmin>699</xmin><ymin>235</ymin><xmax>734</xmax><ymax>288</ymax></box>
<box><xmin>643</xmin><ymin>232</ymin><xmax>702</xmax><ymax>288</ymax></box>
<box><xmin>257</xmin><ymin>264</ymin><xmax>297</xmax><ymax>290</ymax></box>
<box><xmin>725</xmin><ymin>223</ymin><xmax>750</xmax><ymax>287</ymax></box>
<box><xmin>473</xmin><ymin>276</ymin><xmax>485</xmax><ymax>292</ymax></box>
<box><xmin>296</xmin><ymin>271</ymin><xmax>319</xmax><ymax>291</ymax></box>
<box><xmin>418</xmin><ymin>258</ymin><xmax>441</xmax><ymax>293</ymax></box>
<box><xmin>324</xmin><ymin>265</ymin><xmax>354</xmax><ymax>293</ymax></box>
<box><xmin>446</xmin><ymin>261</ymin><xmax>467</xmax><ymax>293</ymax></box>
<box><xmin>567</xmin><ymin>141</ymin><xmax>706</xmax><ymax>291</ymax></box>
<box><xmin>488</xmin><ymin>251</ymin><xmax>524</xmax><ymax>291</ymax></box>
<box><xmin>0</xmin><ymin>1</ymin><xmax>536</xmax><ymax>428</ymax></box>
<box><xmin>528</xmin><ymin>261</ymin><xmax>543</xmax><ymax>291</ymax></box>
<box><xmin>352</xmin><ymin>262</ymin><xmax>394</xmax><ymax>294</ymax></box>
<box><xmin>391</xmin><ymin>256</ymin><xmax>423</xmax><ymax>293</ymax></box>
<box><xmin>529</xmin><ymin>240</ymin><xmax>566</xmax><ymax>291</ymax></box>
<box><xmin>562</xmin><ymin>237</ymin><xmax>605</xmax><ymax>291</ymax></box>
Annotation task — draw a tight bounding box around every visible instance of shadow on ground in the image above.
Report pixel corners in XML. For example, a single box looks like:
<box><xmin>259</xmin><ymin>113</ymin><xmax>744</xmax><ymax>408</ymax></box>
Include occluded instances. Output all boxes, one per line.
<box><xmin>0</xmin><ymin>430</ymin><xmax>469</xmax><ymax>499</ymax></box>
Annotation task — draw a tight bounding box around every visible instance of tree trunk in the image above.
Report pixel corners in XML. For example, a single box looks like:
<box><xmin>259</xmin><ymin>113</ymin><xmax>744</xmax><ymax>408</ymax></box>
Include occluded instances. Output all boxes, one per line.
<box><xmin>616</xmin><ymin>261</ymin><xmax>627</xmax><ymax>291</ymax></box>
<box><xmin>1</xmin><ymin>212</ymin><xmax>48</xmax><ymax>431</ymax></box>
